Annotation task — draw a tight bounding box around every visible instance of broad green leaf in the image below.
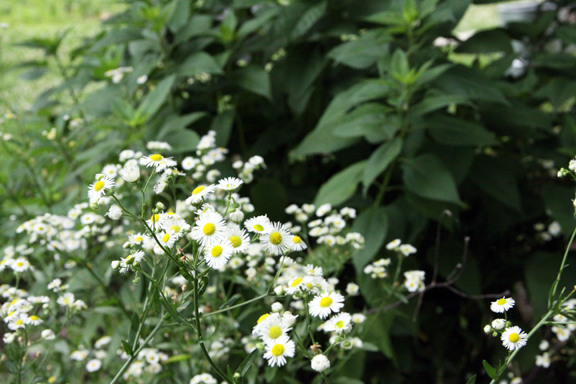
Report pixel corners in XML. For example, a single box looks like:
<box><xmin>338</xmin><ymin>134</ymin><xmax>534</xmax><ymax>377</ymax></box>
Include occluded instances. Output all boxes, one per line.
<box><xmin>291</xmin><ymin>80</ymin><xmax>390</xmax><ymax>158</ymax></box>
<box><xmin>122</xmin><ymin>340</ymin><xmax>133</xmax><ymax>356</ymax></box>
<box><xmin>157</xmin><ymin>112</ymin><xmax>207</xmax><ymax>138</ymax></box>
<box><xmin>425</xmin><ymin>116</ymin><xmax>499</xmax><ymax>146</ymax></box>
<box><xmin>483</xmin><ymin>360</ymin><xmax>497</xmax><ymax>380</ymax></box>
<box><xmin>413</xmin><ymin>93</ymin><xmax>472</xmax><ymax>115</ymax></box>
<box><xmin>364</xmin><ymin>11</ymin><xmax>405</xmax><ymax>26</ymax></box>
<box><xmin>290</xmin><ymin>0</ymin><xmax>327</xmax><ymax>39</ymax></box>
<box><xmin>231</xmin><ymin>65</ymin><xmax>272</xmax><ymax>100</ymax></box>
<box><xmin>136</xmin><ymin>75</ymin><xmax>176</xmax><ymax>121</ymax></box>
<box><xmin>211</xmin><ymin>109</ymin><xmax>235</xmax><ymax>147</ymax></box>
<box><xmin>455</xmin><ymin>29</ymin><xmax>513</xmax><ymax>54</ymax></box>
<box><xmin>328</xmin><ymin>30</ymin><xmax>391</xmax><ymax>69</ymax></box>
<box><xmin>362</xmin><ymin>138</ymin><xmax>403</xmax><ymax>194</ymax></box>
<box><xmin>466</xmin><ymin>375</ymin><xmax>477</xmax><ymax>384</ymax></box>
<box><xmin>402</xmin><ymin>153</ymin><xmax>462</xmax><ymax>204</ymax></box>
<box><xmin>435</xmin><ymin>66</ymin><xmax>509</xmax><ymax>104</ymax></box>
<box><xmin>542</xmin><ymin>185</ymin><xmax>576</xmax><ymax>239</ymax></box>
<box><xmin>284</xmin><ymin>48</ymin><xmax>325</xmax><ymax>115</ymax></box>
<box><xmin>128</xmin><ymin>312</ymin><xmax>140</xmax><ymax>349</ymax></box>
<box><xmin>352</xmin><ymin>207</ymin><xmax>388</xmax><ymax>271</ymax></box>
<box><xmin>237</xmin><ymin>7</ymin><xmax>278</xmax><ymax>38</ymax></box>
<box><xmin>166</xmin><ymin>0</ymin><xmax>190</xmax><ymax>32</ymax></box>
<box><xmin>177</xmin><ymin>52</ymin><xmax>223</xmax><ymax>77</ymax></box>
<box><xmin>364</xmin><ymin>312</ymin><xmax>396</xmax><ymax>361</ymax></box>
<box><xmin>390</xmin><ymin>49</ymin><xmax>410</xmax><ymax>79</ymax></box>
<box><xmin>165</xmin><ymin>130</ymin><xmax>201</xmax><ymax>154</ymax></box>
<box><xmin>314</xmin><ymin>161</ymin><xmax>367</xmax><ymax>206</ymax></box>
<box><xmin>332</xmin><ymin>103</ymin><xmax>400</xmax><ymax>141</ymax></box>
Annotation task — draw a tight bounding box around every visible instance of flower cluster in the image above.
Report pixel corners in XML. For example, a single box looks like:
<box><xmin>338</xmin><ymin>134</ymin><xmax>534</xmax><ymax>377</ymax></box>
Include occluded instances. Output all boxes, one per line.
<box><xmin>484</xmin><ymin>297</ymin><xmax>528</xmax><ymax>351</ymax></box>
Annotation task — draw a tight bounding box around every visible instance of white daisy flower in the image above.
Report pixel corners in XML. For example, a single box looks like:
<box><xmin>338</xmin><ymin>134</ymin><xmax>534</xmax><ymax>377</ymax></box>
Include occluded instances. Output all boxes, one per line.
<box><xmin>351</xmin><ymin>313</ymin><xmax>366</xmax><ymax>324</ymax></box>
<box><xmin>263</xmin><ymin>335</ymin><xmax>295</xmax><ymax>367</ymax></box>
<box><xmin>41</xmin><ymin>329</ymin><xmax>55</xmax><ymax>340</ymax></box>
<box><xmin>102</xmin><ymin>164</ymin><xmax>118</xmax><ymax>178</ymax></box>
<box><xmin>309</xmin><ymin>292</ymin><xmax>345</xmax><ymax>319</ymax></box>
<box><xmin>244</xmin><ymin>215</ymin><xmax>273</xmax><ymax>234</ymax></box>
<box><xmin>159</xmin><ymin>217</ymin><xmax>190</xmax><ymax>238</ymax></box>
<box><xmin>290</xmin><ymin>235</ymin><xmax>307</xmax><ymax>251</ymax></box>
<box><xmin>304</xmin><ymin>264</ymin><xmax>323</xmax><ymax>277</ymax></box>
<box><xmin>315</xmin><ymin>203</ymin><xmax>332</xmax><ymax>217</ymax></box>
<box><xmin>140</xmin><ymin>154</ymin><xmax>177</xmax><ymax>172</ymax></box>
<box><xmin>216</xmin><ymin>177</ymin><xmax>243</xmax><ymax>191</ymax></box>
<box><xmin>258</xmin><ymin>313</ymin><xmax>292</xmax><ymax>344</ymax></box>
<box><xmin>119</xmin><ymin>162</ymin><xmax>140</xmax><ymax>183</ymax></box>
<box><xmin>225</xmin><ymin>226</ymin><xmax>250</xmax><ymax>254</ymax></box>
<box><xmin>399</xmin><ymin>244</ymin><xmax>417</xmax><ymax>256</ymax></box>
<box><xmin>260</xmin><ymin>222</ymin><xmax>291</xmax><ymax>255</ymax></box>
<box><xmin>490</xmin><ymin>297</ymin><xmax>515</xmax><ymax>313</ymax></box>
<box><xmin>501</xmin><ymin>326</ymin><xmax>528</xmax><ymax>351</ymax></box>
<box><xmin>324</xmin><ymin>312</ymin><xmax>352</xmax><ymax>334</ymax></box>
<box><xmin>8</xmin><ymin>314</ymin><xmax>27</xmax><ymax>330</ymax></box>
<box><xmin>86</xmin><ymin>359</ymin><xmax>102</xmax><ymax>372</ymax></box>
<box><xmin>204</xmin><ymin>241</ymin><xmax>234</xmax><ymax>270</ymax></box>
<box><xmin>186</xmin><ymin>184</ymin><xmax>216</xmax><ymax>205</ymax></box>
<box><xmin>191</xmin><ymin>211</ymin><xmax>227</xmax><ymax>246</ymax></box>
<box><xmin>157</xmin><ymin>230</ymin><xmax>178</xmax><ymax>249</ymax></box>
<box><xmin>386</xmin><ymin>239</ymin><xmax>401</xmax><ymax>250</ymax></box>
<box><xmin>285</xmin><ymin>276</ymin><xmax>305</xmax><ymax>295</ymax></box>
<box><xmin>181</xmin><ymin>157</ymin><xmax>199</xmax><ymax>171</ymax></box>
<box><xmin>252</xmin><ymin>313</ymin><xmax>271</xmax><ymax>335</ymax></box>
<box><xmin>88</xmin><ymin>176</ymin><xmax>114</xmax><ymax>204</ymax></box>
<box><xmin>25</xmin><ymin>315</ymin><xmax>43</xmax><ymax>325</ymax></box>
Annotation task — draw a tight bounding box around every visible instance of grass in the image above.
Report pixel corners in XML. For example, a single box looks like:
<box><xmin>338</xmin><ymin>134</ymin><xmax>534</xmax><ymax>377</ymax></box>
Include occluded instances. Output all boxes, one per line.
<box><xmin>0</xmin><ymin>0</ymin><xmax>125</xmax><ymax>114</ymax></box>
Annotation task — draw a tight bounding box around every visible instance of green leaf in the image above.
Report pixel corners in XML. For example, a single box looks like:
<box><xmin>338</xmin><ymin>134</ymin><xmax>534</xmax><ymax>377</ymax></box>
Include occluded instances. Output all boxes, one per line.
<box><xmin>136</xmin><ymin>75</ymin><xmax>176</xmax><ymax>122</ymax></box>
<box><xmin>436</xmin><ymin>66</ymin><xmax>509</xmax><ymax>104</ymax></box>
<box><xmin>402</xmin><ymin>154</ymin><xmax>462</xmax><ymax>204</ymax></box>
<box><xmin>332</xmin><ymin>103</ymin><xmax>400</xmax><ymax>141</ymax></box>
<box><xmin>455</xmin><ymin>29</ymin><xmax>513</xmax><ymax>54</ymax></box>
<box><xmin>237</xmin><ymin>8</ymin><xmax>279</xmax><ymax>38</ymax></box>
<box><xmin>164</xmin><ymin>130</ymin><xmax>200</xmax><ymax>154</ymax></box>
<box><xmin>121</xmin><ymin>340</ymin><xmax>133</xmax><ymax>356</ymax></box>
<box><xmin>235</xmin><ymin>349</ymin><xmax>259</xmax><ymax>377</ymax></box>
<box><xmin>211</xmin><ymin>109</ymin><xmax>236</xmax><ymax>147</ymax></box>
<box><xmin>542</xmin><ymin>185</ymin><xmax>576</xmax><ymax>239</ymax></box>
<box><xmin>231</xmin><ymin>65</ymin><xmax>272</xmax><ymax>100</ymax></box>
<box><xmin>328</xmin><ymin>30</ymin><xmax>391</xmax><ymax>69</ymax></box>
<box><xmin>128</xmin><ymin>312</ymin><xmax>140</xmax><ymax>349</ymax></box>
<box><xmin>314</xmin><ymin>161</ymin><xmax>367</xmax><ymax>206</ymax></box>
<box><xmin>364</xmin><ymin>312</ymin><xmax>396</xmax><ymax>361</ymax></box>
<box><xmin>390</xmin><ymin>49</ymin><xmax>410</xmax><ymax>79</ymax></box>
<box><xmin>166</xmin><ymin>0</ymin><xmax>190</xmax><ymax>32</ymax></box>
<box><xmin>292</xmin><ymin>80</ymin><xmax>390</xmax><ymax>157</ymax></box>
<box><xmin>466</xmin><ymin>375</ymin><xmax>477</xmax><ymax>384</ymax></box>
<box><xmin>425</xmin><ymin>116</ymin><xmax>499</xmax><ymax>146</ymax></box>
<box><xmin>362</xmin><ymin>138</ymin><xmax>403</xmax><ymax>194</ymax></box>
<box><xmin>483</xmin><ymin>360</ymin><xmax>497</xmax><ymax>380</ymax></box>
<box><xmin>413</xmin><ymin>93</ymin><xmax>472</xmax><ymax>115</ymax></box>
<box><xmin>352</xmin><ymin>207</ymin><xmax>388</xmax><ymax>271</ymax></box>
<box><xmin>157</xmin><ymin>112</ymin><xmax>207</xmax><ymax>138</ymax></box>
<box><xmin>177</xmin><ymin>52</ymin><xmax>223</xmax><ymax>77</ymax></box>
<box><xmin>290</xmin><ymin>0</ymin><xmax>327</xmax><ymax>39</ymax></box>
<box><xmin>164</xmin><ymin>354</ymin><xmax>191</xmax><ymax>363</ymax></box>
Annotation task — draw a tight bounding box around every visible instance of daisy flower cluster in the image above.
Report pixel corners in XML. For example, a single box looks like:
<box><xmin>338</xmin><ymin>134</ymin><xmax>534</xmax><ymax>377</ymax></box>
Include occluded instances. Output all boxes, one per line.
<box><xmin>69</xmin><ymin>335</ymin><xmax>113</xmax><ymax>373</ymax></box>
<box><xmin>484</xmin><ymin>297</ymin><xmax>528</xmax><ymax>351</ymax></box>
<box><xmin>121</xmin><ymin>347</ymin><xmax>169</xmax><ymax>379</ymax></box>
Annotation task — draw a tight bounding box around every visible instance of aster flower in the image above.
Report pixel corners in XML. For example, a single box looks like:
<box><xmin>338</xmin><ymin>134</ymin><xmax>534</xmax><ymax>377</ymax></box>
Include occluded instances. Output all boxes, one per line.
<box><xmin>191</xmin><ymin>211</ymin><xmax>226</xmax><ymax>246</ymax></box>
<box><xmin>186</xmin><ymin>184</ymin><xmax>216</xmax><ymax>205</ymax></box>
<box><xmin>491</xmin><ymin>297</ymin><xmax>515</xmax><ymax>313</ymax></box>
<box><xmin>260</xmin><ymin>222</ymin><xmax>291</xmax><ymax>255</ymax></box>
<box><xmin>309</xmin><ymin>292</ymin><xmax>345</xmax><ymax>319</ymax></box>
<box><xmin>501</xmin><ymin>326</ymin><xmax>528</xmax><ymax>351</ymax></box>
<box><xmin>203</xmin><ymin>241</ymin><xmax>234</xmax><ymax>270</ymax></box>
<box><xmin>263</xmin><ymin>335</ymin><xmax>295</xmax><ymax>367</ymax></box>
<box><xmin>88</xmin><ymin>175</ymin><xmax>114</xmax><ymax>204</ymax></box>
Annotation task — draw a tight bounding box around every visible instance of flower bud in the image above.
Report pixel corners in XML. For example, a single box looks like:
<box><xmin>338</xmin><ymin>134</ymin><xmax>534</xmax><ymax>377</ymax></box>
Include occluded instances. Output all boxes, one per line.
<box><xmin>274</xmin><ymin>286</ymin><xmax>284</xmax><ymax>296</ymax></box>
<box><xmin>483</xmin><ymin>325</ymin><xmax>492</xmax><ymax>334</ymax></box>
<box><xmin>156</xmin><ymin>202</ymin><xmax>165</xmax><ymax>210</ymax></box>
<box><xmin>271</xmin><ymin>302</ymin><xmax>283</xmax><ymax>313</ymax></box>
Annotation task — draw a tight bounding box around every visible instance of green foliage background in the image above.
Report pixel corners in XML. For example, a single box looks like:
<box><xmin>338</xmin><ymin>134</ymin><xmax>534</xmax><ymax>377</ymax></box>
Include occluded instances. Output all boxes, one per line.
<box><xmin>2</xmin><ymin>0</ymin><xmax>576</xmax><ymax>383</ymax></box>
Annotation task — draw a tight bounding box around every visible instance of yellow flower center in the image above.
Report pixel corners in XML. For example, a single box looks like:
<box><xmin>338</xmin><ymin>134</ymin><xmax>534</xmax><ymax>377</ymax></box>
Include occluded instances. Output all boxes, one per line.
<box><xmin>203</xmin><ymin>223</ymin><xmax>216</xmax><ymax>236</ymax></box>
<box><xmin>192</xmin><ymin>186</ymin><xmax>205</xmax><ymax>195</ymax></box>
<box><xmin>162</xmin><ymin>233</ymin><xmax>170</xmax><ymax>243</ymax></box>
<box><xmin>292</xmin><ymin>236</ymin><xmax>301</xmax><ymax>244</ymax></box>
<box><xmin>11</xmin><ymin>299</ymin><xmax>18</xmax><ymax>305</ymax></box>
<box><xmin>257</xmin><ymin>313</ymin><xmax>270</xmax><ymax>324</ymax></box>
<box><xmin>211</xmin><ymin>246</ymin><xmax>223</xmax><ymax>257</ymax></box>
<box><xmin>270</xmin><ymin>232</ymin><xmax>282</xmax><ymax>245</ymax></box>
<box><xmin>291</xmin><ymin>278</ymin><xmax>303</xmax><ymax>287</ymax></box>
<box><xmin>253</xmin><ymin>224</ymin><xmax>264</xmax><ymax>232</ymax></box>
<box><xmin>167</xmin><ymin>209</ymin><xmax>175</xmax><ymax>215</ymax></box>
<box><xmin>151</xmin><ymin>214</ymin><xmax>159</xmax><ymax>223</ymax></box>
<box><xmin>497</xmin><ymin>298</ymin><xmax>507</xmax><ymax>305</ymax></box>
<box><xmin>268</xmin><ymin>325</ymin><xmax>282</xmax><ymax>339</ymax></box>
<box><xmin>94</xmin><ymin>180</ymin><xmax>105</xmax><ymax>192</ymax></box>
<box><xmin>16</xmin><ymin>262</ymin><xmax>24</xmax><ymax>267</ymax></box>
<box><xmin>306</xmin><ymin>283</ymin><xmax>313</xmax><ymax>289</ymax></box>
<box><xmin>16</xmin><ymin>319</ymin><xmax>24</xmax><ymax>325</ymax></box>
<box><xmin>170</xmin><ymin>225</ymin><xmax>181</xmax><ymax>233</ymax></box>
<box><xmin>319</xmin><ymin>297</ymin><xmax>333</xmax><ymax>308</ymax></box>
<box><xmin>30</xmin><ymin>315</ymin><xmax>39</xmax><ymax>321</ymax></box>
<box><xmin>135</xmin><ymin>236</ymin><xmax>143</xmax><ymax>242</ymax></box>
<box><xmin>150</xmin><ymin>154</ymin><xmax>163</xmax><ymax>161</ymax></box>
<box><xmin>271</xmin><ymin>344</ymin><xmax>284</xmax><ymax>357</ymax></box>
<box><xmin>335</xmin><ymin>321</ymin><xmax>344</xmax><ymax>329</ymax></box>
<box><xmin>230</xmin><ymin>235</ymin><xmax>241</xmax><ymax>248</ymax></box>
<box><xmin>48</xmin><ymin>377</ymin><xmax>56</xmax><ymax>384</ymax></box>
<box><xmin>509</xmin><ymin>333</ymin><xmax>520</xmax><ymax>343</ymax></box>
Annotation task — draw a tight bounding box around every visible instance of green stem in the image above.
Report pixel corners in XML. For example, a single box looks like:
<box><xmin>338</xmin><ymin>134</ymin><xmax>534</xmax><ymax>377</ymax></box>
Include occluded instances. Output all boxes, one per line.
<box><xmin>110</xmin><ymin>313</ymin><xmax>167</xmax><ymax>384</ymax></box>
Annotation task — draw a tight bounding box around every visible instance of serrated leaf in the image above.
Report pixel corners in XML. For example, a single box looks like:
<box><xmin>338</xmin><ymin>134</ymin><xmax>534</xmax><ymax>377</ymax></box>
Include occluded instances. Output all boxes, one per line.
<box><xmin>402</xmin><ymin>153</ymin><xmax>462</xmax><ymax>204</ymax></box>
<box><xmin>314</xmin><ymin>161</ymin><xmax>367</xmax><ymax>206</ymax></box>
<box><xmin>483</xmin><ymin>360</ymin><xmax>498</xmax><ymax>380</ymax></box>
<box><xmin>362</xmin><ymin>137</ymin><xmax>403</xmax><ymax>194</ymax></box>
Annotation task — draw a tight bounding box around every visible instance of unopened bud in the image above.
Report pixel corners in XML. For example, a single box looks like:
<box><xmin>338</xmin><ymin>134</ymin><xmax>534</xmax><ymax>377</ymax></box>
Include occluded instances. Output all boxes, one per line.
<box><xmin>156</xmin><ymin>202</ymin><xmax>165</xmax><ymax>210</ymax></box>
